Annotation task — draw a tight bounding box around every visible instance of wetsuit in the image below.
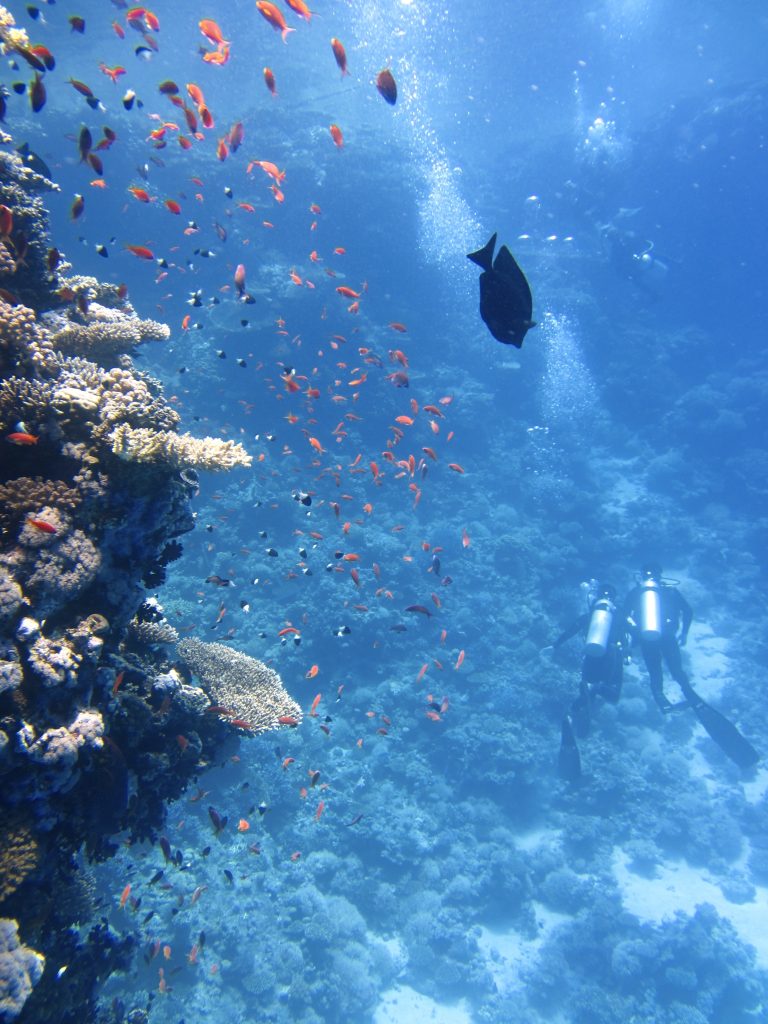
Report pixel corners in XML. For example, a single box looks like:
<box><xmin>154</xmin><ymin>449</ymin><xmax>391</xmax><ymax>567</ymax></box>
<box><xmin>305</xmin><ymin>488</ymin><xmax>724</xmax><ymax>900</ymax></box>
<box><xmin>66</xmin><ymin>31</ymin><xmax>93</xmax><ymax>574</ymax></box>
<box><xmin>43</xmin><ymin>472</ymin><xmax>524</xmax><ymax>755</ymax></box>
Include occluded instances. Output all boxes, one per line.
<box><xmin>624</xmin><ymin>584</ymin><xmax>694</xmax><ymax>711</ymax></box>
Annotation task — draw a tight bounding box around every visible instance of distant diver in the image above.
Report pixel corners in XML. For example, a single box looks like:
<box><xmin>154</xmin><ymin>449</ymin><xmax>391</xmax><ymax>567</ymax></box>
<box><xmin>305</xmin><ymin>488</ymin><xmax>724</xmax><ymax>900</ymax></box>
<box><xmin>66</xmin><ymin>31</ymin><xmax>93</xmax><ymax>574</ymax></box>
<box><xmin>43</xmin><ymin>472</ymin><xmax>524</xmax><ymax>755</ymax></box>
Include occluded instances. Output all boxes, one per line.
<box><xmin>544</xmin><ymin>581</ymin><xmax>633</xmax><ymax>782</ymax></box>
<box><xmin>625</xmin><ymin>562</ymin><xmax>759</xmax><ymax>769</ymax></box>
<box><xmin>467</xmin><ymin>233</ymin><xmax>535</xmax><ymax>348</ymax></box>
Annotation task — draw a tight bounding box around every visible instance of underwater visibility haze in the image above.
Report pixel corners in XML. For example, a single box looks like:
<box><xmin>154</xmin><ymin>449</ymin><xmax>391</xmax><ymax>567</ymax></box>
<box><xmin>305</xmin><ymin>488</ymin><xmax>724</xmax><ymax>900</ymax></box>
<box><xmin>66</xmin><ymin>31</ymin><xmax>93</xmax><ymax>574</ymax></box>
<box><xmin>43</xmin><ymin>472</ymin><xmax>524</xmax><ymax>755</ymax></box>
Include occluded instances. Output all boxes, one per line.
<box><xmin>0</xmin><ymin>0</ymin><xmax>767</xmax><ymax>1022</ymax></box>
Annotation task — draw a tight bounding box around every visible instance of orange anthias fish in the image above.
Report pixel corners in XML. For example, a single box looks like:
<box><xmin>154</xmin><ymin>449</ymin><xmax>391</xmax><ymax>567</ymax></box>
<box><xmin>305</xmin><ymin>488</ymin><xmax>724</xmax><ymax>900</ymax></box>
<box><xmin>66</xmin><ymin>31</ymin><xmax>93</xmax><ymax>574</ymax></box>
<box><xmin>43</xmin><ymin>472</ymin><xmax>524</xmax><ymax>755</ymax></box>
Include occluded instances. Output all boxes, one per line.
<box><xmin>199</xmin><ymin>19</ymin><xmax>228</xmax><ymax>46</ymax></box>
<box><xmin>256</xmin><ymin>2</ymin><xmax>294</xmax><ymax>43</ymax></box>
<box><xmin>329</xmin><ymin>124</ymin><xmax>344</xmax><ymax>148</ymax></box>
<box><xmin>125</xmin><ymin>244</ymin><xmax>154</xmax><ymax>260</ymax></box>
<box><xmin>6</xmin><ymin>432</ymin><xmax>38</xmax><ymax>445</ymax></box>
<box><xmin>263</xmin><ymin>67</ymin><xmax>277</xmax><ymax>95</ymax></box>
<box><xmin>284</xmin><ymin>0</ymin><xmax>312</xmax><ymax>21</ymax></box>
<box><xmin>330</xmin><ymin>38</ymin><xmax>348</xmax><ymax>76</ymax></box>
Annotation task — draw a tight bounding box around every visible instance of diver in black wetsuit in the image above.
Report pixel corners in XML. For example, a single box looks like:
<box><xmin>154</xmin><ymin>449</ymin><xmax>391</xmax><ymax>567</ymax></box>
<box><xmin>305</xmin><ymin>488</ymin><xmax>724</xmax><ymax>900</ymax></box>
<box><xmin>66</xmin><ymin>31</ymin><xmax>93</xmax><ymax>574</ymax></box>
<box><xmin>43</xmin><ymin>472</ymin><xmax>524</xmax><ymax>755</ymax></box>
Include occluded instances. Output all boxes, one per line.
<box><xmin>624</xmin><ymin>563</ymin><xmax>695</xmax><ymax>713</ymax></box>
<box><xmin>622</xmin><ymin>562</ymin><xmax>759</xmax><ymax>769</ymax></box>
<box><xmin>545</xmin><ymin>582</ymin><xmax>633</xmax><ymax>780</ymax></box>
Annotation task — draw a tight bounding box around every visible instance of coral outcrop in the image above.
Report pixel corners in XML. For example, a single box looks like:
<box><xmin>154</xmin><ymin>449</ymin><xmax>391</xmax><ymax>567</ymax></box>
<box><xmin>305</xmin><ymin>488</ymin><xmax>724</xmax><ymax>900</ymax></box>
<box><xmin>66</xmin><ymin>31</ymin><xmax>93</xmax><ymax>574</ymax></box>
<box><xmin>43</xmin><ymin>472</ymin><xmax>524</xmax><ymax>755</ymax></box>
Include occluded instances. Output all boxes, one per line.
<box><xmin>0</xmin><ymin>918</ymin><xmax>44</xmax><ymax>1022</ymax></box>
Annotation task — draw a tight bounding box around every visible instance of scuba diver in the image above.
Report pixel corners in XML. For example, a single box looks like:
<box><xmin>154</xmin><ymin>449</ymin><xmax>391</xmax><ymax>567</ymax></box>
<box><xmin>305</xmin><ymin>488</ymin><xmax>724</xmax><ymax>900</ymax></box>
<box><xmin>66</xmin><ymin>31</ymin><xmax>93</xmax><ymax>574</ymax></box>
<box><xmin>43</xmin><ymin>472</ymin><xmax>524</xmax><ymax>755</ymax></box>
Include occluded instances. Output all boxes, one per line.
<box><xmin>601</xmin><ymin>224</ymin><xmax>669</xmax><ymax>294</ymax></box>
<box><xmin>624</xmin><ymin>562</ymin><xmax>759</xmax><ymax>769</ymax></box>
<box><xmin>544</xmin><ymin>581</ymin><xmax>633</xmax><ymax>782</ymax></box>
<box><xmin>624</xmin><ymin>562</ymin><xmax>693</xmax><ymax>713</ymax></box>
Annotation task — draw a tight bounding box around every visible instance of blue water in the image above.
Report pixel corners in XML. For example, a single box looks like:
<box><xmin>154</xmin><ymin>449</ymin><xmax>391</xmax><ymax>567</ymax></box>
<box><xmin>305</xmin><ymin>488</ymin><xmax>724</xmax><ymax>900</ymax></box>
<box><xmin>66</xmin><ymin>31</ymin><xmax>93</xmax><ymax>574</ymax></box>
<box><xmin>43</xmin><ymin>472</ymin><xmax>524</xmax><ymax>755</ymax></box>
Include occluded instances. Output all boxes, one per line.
<box><xmin>5</xmin><ymin>0</ymin><xmax>768</xmax><ymax>1020</ymax></box>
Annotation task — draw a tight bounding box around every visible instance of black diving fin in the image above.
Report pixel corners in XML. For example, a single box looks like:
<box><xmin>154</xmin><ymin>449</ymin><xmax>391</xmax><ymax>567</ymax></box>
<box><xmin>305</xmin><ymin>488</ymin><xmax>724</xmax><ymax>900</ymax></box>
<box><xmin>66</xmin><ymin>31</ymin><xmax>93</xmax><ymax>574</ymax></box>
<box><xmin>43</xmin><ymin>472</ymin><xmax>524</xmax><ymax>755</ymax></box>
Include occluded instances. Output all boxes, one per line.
<box><xmin>558</xmin><ymin>715</ymin><xmax>582</xmax><ymax>782</ymax></box>
<box><xmin>689</xmin><ymin>691</ymin><xmax>759</xmax><ymax>769</ymax></box>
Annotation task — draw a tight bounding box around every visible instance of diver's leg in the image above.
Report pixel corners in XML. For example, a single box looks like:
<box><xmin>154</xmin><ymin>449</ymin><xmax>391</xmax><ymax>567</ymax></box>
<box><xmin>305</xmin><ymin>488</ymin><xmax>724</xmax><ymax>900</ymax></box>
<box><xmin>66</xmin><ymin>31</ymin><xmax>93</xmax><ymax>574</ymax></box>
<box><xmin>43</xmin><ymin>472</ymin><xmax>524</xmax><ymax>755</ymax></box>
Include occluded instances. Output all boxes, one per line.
<box><xmin>572</xmin><ymin>658</ymin><xmax>600</xmax><ymax>737</ymax></box>
<box><xmin>662</xmin><ymin>634</ymin><xmax>698</xmax><ymax>706</ymax></box>
<box><xmin>599</xmin><ymin>645</ymin><xmax>623</xmax><ymax>704</ymax></box>
<box><xmin>641</xmin><ymin>641</ymin><xmax>671</xmax><ymax>711</ymax></box>
<box><xmin>558</xmin><ymin>715</ymin><xmax>581</xmax><ymax>782</ymax></box>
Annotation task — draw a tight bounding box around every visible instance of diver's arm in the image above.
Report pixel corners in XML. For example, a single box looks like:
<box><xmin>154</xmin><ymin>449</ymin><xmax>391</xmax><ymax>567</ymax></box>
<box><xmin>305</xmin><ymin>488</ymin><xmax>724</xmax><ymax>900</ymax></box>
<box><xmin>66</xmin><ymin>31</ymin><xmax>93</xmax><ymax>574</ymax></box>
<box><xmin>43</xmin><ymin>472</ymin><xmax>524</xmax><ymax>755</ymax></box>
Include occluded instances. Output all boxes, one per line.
<box><xmin>677</xmin><ymin>591</ymin><xmax>693</xmax><ymax>645</ymax></box>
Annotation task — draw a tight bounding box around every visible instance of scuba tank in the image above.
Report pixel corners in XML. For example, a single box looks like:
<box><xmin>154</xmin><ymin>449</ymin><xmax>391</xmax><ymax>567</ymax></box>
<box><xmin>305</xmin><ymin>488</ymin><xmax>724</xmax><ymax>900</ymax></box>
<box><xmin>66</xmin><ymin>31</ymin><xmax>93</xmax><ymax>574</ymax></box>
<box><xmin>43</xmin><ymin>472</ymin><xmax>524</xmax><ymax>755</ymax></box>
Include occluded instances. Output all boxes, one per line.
<box><xmin>584</xmin><ymin>595</ymin><xmax>614</xmax><ymax>658</ymax></box>
<box><xmin>638</xmin><ymin>574</ymin><xmax>662</xmax><ymax>642</ymax></box>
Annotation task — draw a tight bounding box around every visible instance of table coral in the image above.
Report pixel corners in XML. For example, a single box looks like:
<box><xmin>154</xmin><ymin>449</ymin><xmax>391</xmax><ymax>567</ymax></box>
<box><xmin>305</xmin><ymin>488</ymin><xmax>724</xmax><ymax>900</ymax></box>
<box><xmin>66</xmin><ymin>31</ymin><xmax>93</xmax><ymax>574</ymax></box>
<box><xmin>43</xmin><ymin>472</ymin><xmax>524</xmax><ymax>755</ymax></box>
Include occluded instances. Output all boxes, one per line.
<box><xmin>109</xmin><ymin>424</ymin><xmax>253</xmax><ymax>471</ymax></box>
<box><xmin>178</xmin><ymin>638</ymin><xmax>302</xmax><ymax>733</ymax></box>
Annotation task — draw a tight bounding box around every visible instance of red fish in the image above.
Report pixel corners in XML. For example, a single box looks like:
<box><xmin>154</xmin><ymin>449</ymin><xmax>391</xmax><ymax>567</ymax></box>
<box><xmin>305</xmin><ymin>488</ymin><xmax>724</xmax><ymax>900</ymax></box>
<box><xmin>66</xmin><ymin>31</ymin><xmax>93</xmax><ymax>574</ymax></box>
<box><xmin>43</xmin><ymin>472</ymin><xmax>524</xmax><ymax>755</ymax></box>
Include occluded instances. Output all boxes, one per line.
<box><xmin>376</xmin><ymin>68</ymin><xmax>397</xmax><ymax>105</ymax></box>
<box><xmin>329</xmin><ymin>124</ymin><xmax>344</xmax><ymax>148</ymax></box>
<box><xmin>6</xmin><ymin>432</ymin><xmax>38</xmax><ymax>445</ymax></box>
<box><xmin>330</xmin><ymin>38</ymin><xmax>348</xmax><ymax>76</ymax></box>
<box><xmin>256</xmin><ymin>2</ymin><xmax>294</xmax><ymax>42</ymax></box>
<box><xmin>263</xmin><ymin>67</ymin><xmax>277</xmax><ymax>95</ymax></box>
<box><xmin>28</xmin><ymin>518</ymin><xmax>56</xmax><ymax>534</ymax></box>
<box><xmin>285</xmin><ymin>0</ymin><xmax>312</xmax><ymax>21</ymax></box>
<box><xmin>199</xmin><ymin>19</ymin><xmax>228</xmax><ymax>46</ymax></box>
<box><xmin>234</xmin><ymin>263</ymin><xmax>246</xmax><ymax>297</ymax></box>
<box><xmin>125</xmin><ymin>244</ymin><xmax>154</xmax><ymax>260</ymax></box>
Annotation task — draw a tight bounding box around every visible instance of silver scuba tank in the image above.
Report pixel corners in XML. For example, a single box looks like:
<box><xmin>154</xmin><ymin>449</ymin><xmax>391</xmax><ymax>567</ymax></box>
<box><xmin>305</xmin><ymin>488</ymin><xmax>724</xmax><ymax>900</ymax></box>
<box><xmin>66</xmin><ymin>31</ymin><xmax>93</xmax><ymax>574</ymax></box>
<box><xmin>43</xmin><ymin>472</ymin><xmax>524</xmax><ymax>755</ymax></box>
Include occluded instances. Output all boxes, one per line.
<box><xmin>585</xmin><ymin>597</ymin><xmax>614</xmax><ymax>657</ymax></box>
<box><xmin>638</xmin><ymin>577</ymin><xmax>662</xmax><ymax>642</ymax></box>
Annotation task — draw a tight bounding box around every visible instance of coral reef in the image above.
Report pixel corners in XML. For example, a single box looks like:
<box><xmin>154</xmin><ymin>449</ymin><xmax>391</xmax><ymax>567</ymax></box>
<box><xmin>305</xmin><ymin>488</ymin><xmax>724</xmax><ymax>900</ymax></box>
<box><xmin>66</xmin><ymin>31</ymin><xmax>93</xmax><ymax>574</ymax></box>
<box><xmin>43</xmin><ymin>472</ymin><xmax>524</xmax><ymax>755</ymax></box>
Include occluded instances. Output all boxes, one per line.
<box><xmin>178</xmin><ymin>637</ymin><xmax>302</xmax><ymax>732</ymax></box>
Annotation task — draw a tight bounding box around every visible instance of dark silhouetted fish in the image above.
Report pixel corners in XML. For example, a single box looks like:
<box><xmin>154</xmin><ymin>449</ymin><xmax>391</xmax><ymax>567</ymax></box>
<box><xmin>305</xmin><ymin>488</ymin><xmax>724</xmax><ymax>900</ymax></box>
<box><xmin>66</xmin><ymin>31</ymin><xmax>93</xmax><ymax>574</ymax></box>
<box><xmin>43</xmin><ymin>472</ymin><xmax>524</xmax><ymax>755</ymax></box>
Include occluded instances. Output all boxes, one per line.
<box><xmin>467</xmin><ymin>233</ymin><xmax>535</xmax><ymax>348</ymax></box>
<box><xmin>16</xmin><ymin>141</ymin><xmax>52</xmax><ymax>180</ymax></box>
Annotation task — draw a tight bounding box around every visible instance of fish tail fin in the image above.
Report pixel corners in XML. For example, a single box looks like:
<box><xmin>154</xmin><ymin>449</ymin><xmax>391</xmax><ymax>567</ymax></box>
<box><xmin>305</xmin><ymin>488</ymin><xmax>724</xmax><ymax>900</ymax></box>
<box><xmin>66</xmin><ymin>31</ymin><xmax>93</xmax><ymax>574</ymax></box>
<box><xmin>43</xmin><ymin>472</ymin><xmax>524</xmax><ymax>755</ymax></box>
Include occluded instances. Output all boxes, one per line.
<box><xmin>281</xmin><ymin>27</ymin><xmax>296</xmax><ymax>43</ymax></box>
<box><xmin>467</xmin><ymin>233</ymin><xmax>497</xmax><ymax>271</ymax></box>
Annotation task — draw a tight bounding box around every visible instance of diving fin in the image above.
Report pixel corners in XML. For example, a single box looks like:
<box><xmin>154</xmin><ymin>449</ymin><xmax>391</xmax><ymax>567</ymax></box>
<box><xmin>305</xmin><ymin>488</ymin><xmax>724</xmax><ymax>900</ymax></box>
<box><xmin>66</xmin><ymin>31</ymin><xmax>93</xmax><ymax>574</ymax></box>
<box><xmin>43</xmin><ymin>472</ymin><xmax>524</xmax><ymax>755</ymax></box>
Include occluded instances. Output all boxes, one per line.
<box><xmin>467</xmin><ymin>232</ymin><xmax>497</xmax><ymax>272</ymax></box>
<box><xmin>558</xmin><ymin>715</ymin><xmax>582</xmax><ymax>782</ymax></box>
<box><xmin>690</xmin><ymin>694</ymin><xmax>759</xmax><ymax>769</ymax></box>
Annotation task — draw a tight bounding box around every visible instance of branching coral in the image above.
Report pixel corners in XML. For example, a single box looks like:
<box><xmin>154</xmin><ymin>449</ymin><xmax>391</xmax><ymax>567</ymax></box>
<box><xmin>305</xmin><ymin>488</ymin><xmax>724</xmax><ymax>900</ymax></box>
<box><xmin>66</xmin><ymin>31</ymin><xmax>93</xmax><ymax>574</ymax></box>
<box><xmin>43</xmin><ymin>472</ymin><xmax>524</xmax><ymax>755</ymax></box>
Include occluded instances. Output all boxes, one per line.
<box><xmin>109</xmin><ymin>424</ymin><xmax>253</xmax><ymax>471</ymax></box>
<box><xmin>43</xmin><ymin>304</ymin><xmax>170</xmax><ymax>363</ymax></box>
<box><xmin>0</xmin><ymin>299</ymin><xmax>53</xmax><ymax>375</ymax></box>
<box><xmin>0</xmin><ymin>375</ymin><xmax>55</xmax><ymax>434</ymax></box>
<box><xmin>178</xmin><ymin>638</ymin><xmax>301</xmax><ymax>733</ymax></box>
<box><xmin>127</xmin><ymin>618</ymin><xmax>179</xmax><ymax>647</ymax></box>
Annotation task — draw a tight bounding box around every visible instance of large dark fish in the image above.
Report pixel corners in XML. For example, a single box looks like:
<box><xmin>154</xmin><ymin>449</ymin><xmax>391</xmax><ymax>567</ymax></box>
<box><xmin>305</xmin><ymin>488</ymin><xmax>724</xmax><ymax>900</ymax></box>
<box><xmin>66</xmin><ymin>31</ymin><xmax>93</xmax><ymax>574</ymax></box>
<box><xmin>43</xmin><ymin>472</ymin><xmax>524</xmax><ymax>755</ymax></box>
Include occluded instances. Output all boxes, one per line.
<box><xmin>467</xmin><ymin>233</ymin><xmax>535</xmax><ymax>348</ymax></box>
<box><xmin>15</xmin><ymin>141</ymin><xmax>53</xmax><ymax>181</ymax></box>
